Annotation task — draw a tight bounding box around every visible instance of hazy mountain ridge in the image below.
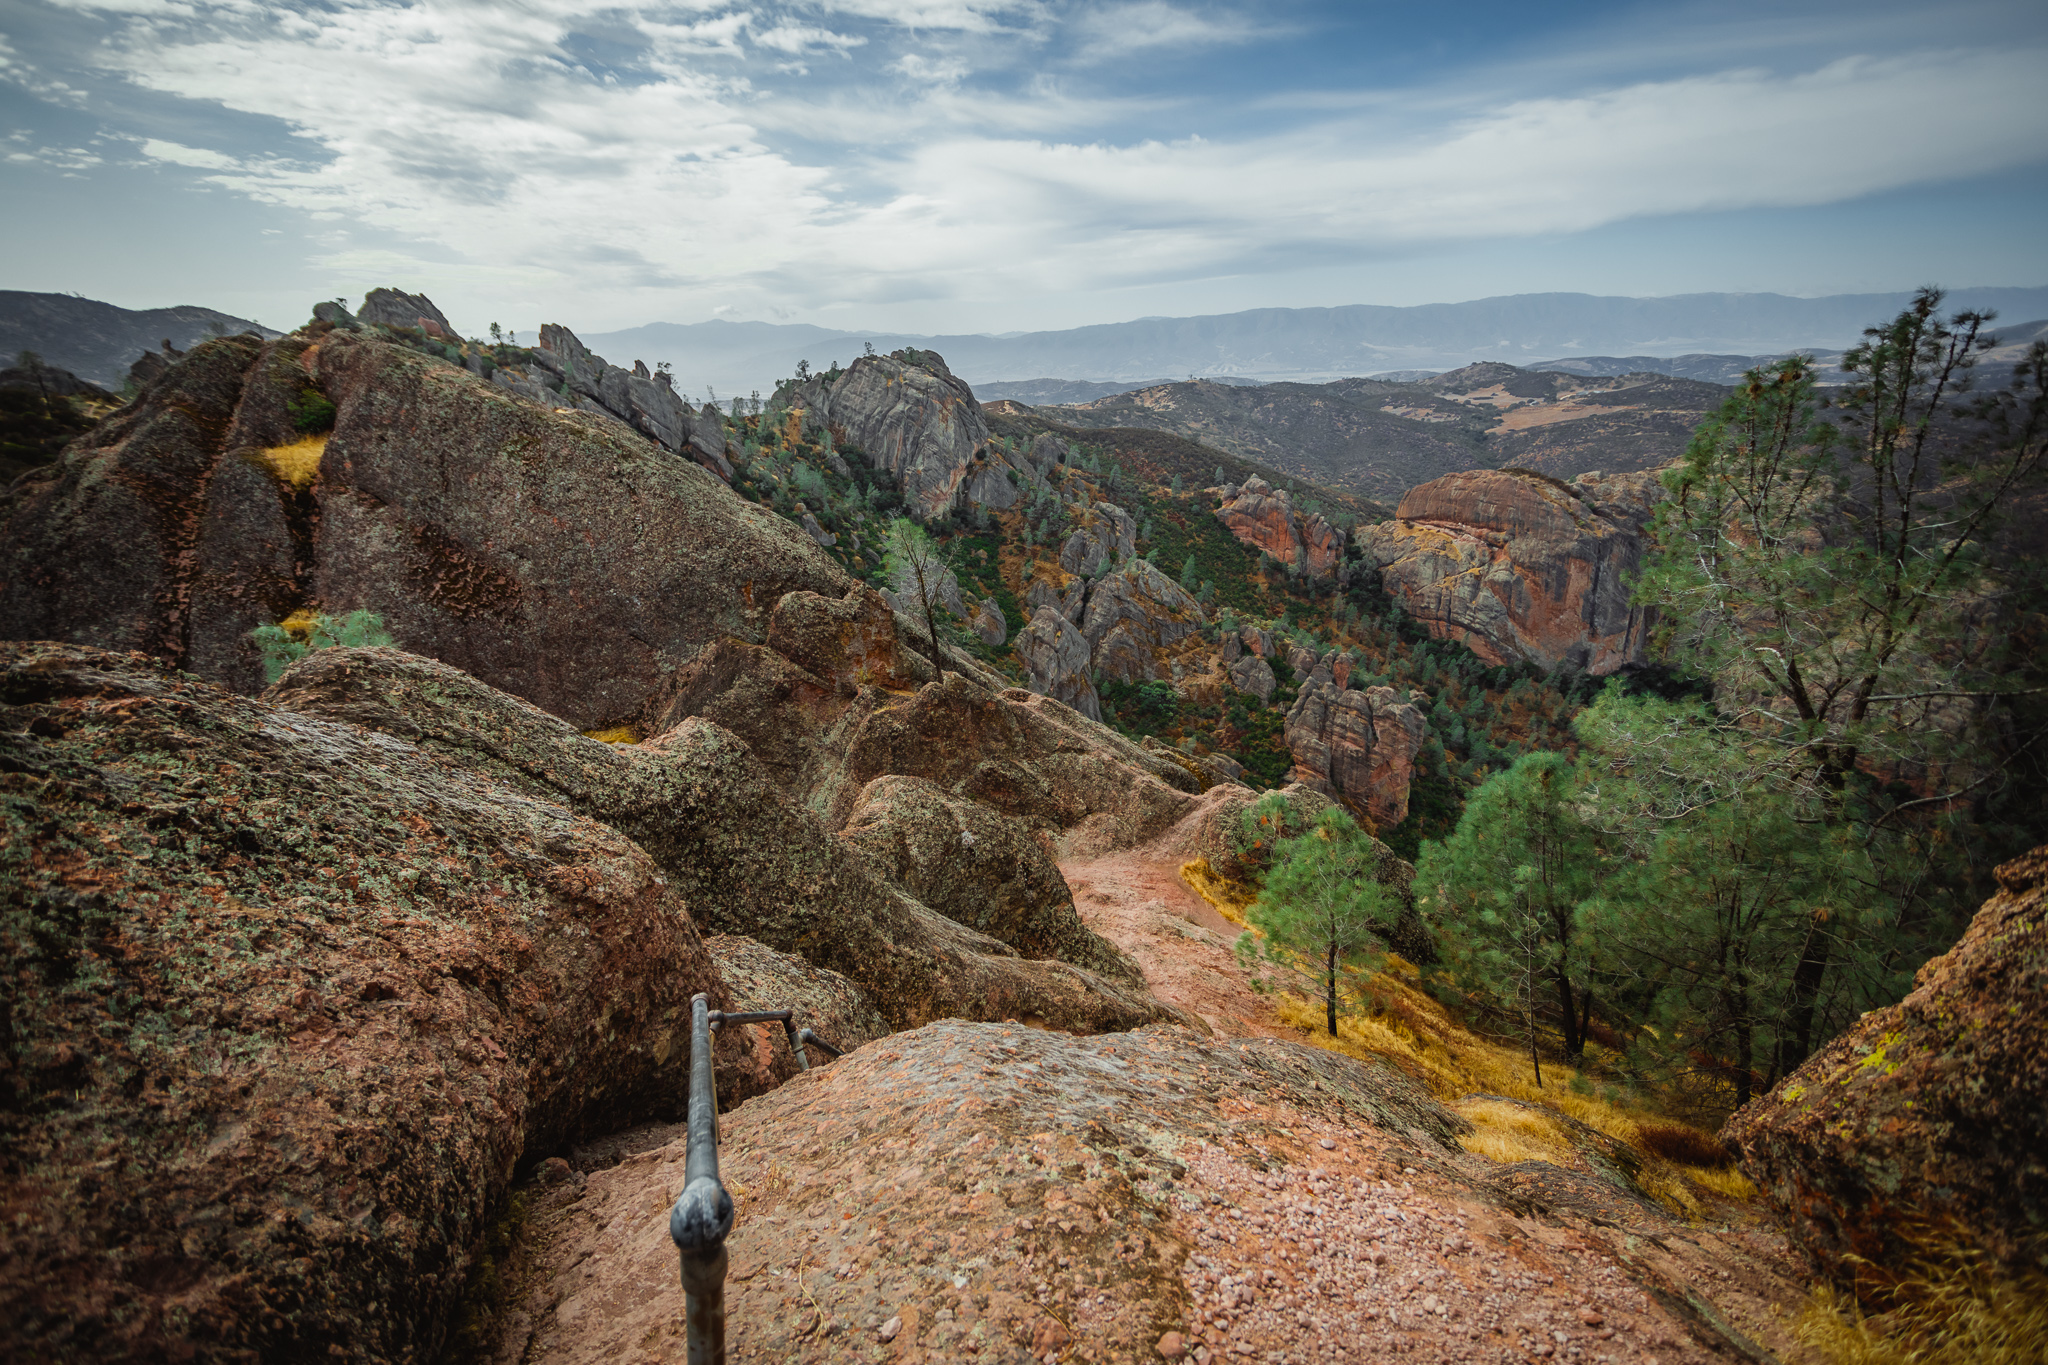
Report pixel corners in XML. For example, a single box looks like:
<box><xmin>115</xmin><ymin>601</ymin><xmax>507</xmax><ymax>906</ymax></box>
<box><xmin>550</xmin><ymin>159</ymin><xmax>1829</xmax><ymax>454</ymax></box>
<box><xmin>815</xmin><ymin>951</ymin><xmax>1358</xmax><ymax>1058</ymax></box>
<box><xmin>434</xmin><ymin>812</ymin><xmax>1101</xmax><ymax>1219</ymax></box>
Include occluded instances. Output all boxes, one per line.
<box><xmin>581</xmin><ymin>288</ymin><xmax>2048</xmax><ymax>398</ymax></box>
<box><xmin>0</xmin><ymin>291</ymin><xmax>278</xmax><ymax>387</ymax></box>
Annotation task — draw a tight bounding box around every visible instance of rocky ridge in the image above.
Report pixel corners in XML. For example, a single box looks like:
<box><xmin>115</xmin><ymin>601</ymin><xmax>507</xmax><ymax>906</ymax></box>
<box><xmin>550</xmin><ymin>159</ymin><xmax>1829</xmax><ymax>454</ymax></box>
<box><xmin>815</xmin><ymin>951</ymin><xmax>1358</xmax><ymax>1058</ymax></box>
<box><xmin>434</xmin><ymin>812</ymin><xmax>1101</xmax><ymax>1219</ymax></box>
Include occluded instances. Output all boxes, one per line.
<box><xmin>1214</xmin><ymin>476</ymin><xmax>1349</xmax><ymax>580</ymax></box>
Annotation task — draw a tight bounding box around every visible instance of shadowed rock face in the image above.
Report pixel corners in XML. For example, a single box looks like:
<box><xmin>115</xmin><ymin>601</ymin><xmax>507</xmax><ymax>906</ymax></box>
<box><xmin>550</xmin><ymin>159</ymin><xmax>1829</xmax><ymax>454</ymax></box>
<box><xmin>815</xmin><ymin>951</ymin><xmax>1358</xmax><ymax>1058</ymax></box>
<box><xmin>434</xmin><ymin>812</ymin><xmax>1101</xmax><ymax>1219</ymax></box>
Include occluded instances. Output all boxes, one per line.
<box><xmin>1359</xmin><ymin>467</ymin><xmax>1660</xmax><ymax>675</ymax></box>
<box><xmin>0</xmin><ymin>330</ymin><xmax>850</xmax><ymax>726</ymax></box>
<box><xmin>1214</xmin><ymin>476</ymin><xmax>1347</xmax><ymax>578</ymax></box>
<box><xmin>0</xmin><ymin>643</ymin><xmax>776</xmax><ymax>1362</ymax></box>
<box><xmin>1725</xmin><ymin>845</ymin><xmax>2048</xmax><ymax>1280</ymax></box>
<box><xmin>1284</xmin><ymin>674</ymin><xmax>1427</xmax><ymax>828</ymax></box>
<box><xmin>826</xmin><ymin>350</ymin><xmax>992</xmax><ymax>520</ymax></box>
<box><xmin>356</xmin><ymin>286</ymin><xmax>456</xmax><ymax>337</ymax></box>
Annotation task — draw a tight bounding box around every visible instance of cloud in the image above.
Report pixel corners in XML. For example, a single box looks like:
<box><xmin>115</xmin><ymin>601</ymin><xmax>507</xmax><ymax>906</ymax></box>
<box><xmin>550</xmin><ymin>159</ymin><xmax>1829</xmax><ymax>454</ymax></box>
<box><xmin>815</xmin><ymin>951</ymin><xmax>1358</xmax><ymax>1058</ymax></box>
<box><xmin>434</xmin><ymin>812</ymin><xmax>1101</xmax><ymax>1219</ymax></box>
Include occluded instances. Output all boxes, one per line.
<box><xmin>20</xmin><ymin>0</ymin><xmax>2048</xmax><ymax>328</ymax></box>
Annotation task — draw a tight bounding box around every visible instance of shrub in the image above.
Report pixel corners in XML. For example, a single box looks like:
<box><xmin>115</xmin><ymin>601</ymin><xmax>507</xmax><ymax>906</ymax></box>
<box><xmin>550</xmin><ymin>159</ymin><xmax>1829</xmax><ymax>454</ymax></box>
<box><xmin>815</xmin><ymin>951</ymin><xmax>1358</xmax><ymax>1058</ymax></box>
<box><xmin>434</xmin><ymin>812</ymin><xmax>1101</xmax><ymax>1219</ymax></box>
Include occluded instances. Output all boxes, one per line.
<box><xmin>287</xmin><ymin>387</ymin><xmax>337</xmax><ymax>434</ymax></box>
<box><xmin>252</xmin><ymin>608</ymin><xmax>394</xmax><ymax>684</ymax></box>
<box><xmin>1633</xmin><ymin>1122</ymin><xmax>1734</xmax><ymax>1168</ymax></box>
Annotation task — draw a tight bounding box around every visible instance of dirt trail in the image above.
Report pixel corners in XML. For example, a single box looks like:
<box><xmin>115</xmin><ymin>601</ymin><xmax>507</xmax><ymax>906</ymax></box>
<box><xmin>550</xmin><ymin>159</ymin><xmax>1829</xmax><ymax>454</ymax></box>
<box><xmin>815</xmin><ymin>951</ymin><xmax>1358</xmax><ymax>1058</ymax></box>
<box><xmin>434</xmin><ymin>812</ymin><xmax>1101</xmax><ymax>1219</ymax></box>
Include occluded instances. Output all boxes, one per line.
<box><xmin>1060</xmin><ymin>844</ymin><xmax>1288</xmax><ymax>1043</ymax></box>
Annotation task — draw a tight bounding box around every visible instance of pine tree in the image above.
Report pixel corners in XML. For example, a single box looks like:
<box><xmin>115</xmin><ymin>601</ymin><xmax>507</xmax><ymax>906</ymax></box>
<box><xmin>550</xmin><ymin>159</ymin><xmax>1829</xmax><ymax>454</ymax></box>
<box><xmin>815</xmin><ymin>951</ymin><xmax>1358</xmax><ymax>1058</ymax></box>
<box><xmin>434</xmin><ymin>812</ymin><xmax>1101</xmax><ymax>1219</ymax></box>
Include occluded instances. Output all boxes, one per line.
<box><xmin>1238</xmin><ymin>806</ymin><xmax>1393</xmax><ymax>1035</ymax></box>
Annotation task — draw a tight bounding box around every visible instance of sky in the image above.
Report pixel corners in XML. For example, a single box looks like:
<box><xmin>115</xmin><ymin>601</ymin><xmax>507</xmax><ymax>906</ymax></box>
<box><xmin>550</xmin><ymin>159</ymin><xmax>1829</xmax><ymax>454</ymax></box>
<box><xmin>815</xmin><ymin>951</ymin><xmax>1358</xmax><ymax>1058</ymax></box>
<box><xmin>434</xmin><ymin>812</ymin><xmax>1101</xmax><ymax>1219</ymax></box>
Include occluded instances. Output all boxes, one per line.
<box><xmin>3</xmin><ymin>0</ymin><xmax>2046</xmax><ymax>338</ymax></box>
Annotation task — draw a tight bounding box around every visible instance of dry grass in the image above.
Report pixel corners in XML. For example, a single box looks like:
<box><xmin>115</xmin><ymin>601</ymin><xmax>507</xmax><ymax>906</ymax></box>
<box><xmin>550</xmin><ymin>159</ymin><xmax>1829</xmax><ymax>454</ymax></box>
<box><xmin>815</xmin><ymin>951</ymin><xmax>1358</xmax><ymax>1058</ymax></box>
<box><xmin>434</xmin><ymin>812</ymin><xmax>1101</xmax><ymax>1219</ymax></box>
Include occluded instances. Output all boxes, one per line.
<box><xmin>1180</xmin><ymin>857</ymin><xmax>1252</xmax><ymax>927</ymax></box>
<box><xmin>277</xmin><ymin>608</ymin><xmax>320</xmax><ymax>643</ymax></box>
<box><xmin>1265</xmin><ymin>962</ymin><xmax>1752</xmax><ymax>1218</ymax></box>
<box><xmin>261</xmin><ymin>435</ymin><xmax>327</xmax><ymax>488</ymax></box>
<box><xmin>581</xmin><ymin>726</ymin><xmax>638</xmax><ymax>745</ymax></box>
<box><xmin>1796</xmin><ymin>1244</ymin><xmax>2048</xmax><ymax>1365</ymax></box>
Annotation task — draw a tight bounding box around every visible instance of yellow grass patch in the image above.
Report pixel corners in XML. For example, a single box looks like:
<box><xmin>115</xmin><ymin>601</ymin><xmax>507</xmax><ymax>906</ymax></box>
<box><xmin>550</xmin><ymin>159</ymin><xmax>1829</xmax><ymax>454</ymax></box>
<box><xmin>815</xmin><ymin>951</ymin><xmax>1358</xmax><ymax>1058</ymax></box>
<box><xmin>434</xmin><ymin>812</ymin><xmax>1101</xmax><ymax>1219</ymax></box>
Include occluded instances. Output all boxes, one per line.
<box><xmin>1179</xmin><ymin>857</ymin><xmax>1252</xmax><ymax>926</ymax></box>
<box><xmin>1454</xmin><ymin>1098</ymin><xmax>1573</xmax><ymax>1165</ymax></box>
<box><xmin>1796</xmin><ymin>1246</ymin><xmax>2048</xmax><ymax>1365</ymax></box>
<box><xmin>261</xmin><ymin>435</ymin><xmax>327</xmax><ymax>488</ymax></box>
<box><xmin>582</xmin><ymin>726</ymin><xmax>638</xmax><ymax>745</ymax></box>
<box><xmin>277</xmin><ymin>608</ymin><xmax>321</xmax><ymax>644</ymax></box>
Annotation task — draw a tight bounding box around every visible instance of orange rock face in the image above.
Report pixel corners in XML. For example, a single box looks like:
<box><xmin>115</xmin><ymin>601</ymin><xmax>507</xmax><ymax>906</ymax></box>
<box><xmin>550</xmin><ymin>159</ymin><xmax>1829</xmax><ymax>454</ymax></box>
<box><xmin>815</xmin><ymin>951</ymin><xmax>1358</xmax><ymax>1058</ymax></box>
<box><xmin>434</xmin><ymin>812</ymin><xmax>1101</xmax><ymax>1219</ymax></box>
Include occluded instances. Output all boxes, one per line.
<box><xmin>1214</xmin><ymin>477</ymin><xmax>1347</xmax><ymax>579</ymax></box>
<box><xmin>1284</xmin><ymin>661</ymin><xmax>1427</xmax><ymax>827</ymax></box>
<box><xmin>1359</xmin><ymin>468</ymin><xmax>1660</xmax><ymax>675</ymax></box>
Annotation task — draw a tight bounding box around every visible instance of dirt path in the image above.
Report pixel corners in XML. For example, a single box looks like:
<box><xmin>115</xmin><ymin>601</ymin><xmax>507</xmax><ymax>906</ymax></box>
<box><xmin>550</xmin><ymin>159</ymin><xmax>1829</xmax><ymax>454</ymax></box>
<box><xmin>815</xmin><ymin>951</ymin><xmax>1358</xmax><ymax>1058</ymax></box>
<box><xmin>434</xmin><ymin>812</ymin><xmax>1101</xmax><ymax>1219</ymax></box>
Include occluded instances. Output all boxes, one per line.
<box><xmin>1061</xmin><ymin>843</ymin><xmax>1290</xmax><ymax>1042</ymax></box>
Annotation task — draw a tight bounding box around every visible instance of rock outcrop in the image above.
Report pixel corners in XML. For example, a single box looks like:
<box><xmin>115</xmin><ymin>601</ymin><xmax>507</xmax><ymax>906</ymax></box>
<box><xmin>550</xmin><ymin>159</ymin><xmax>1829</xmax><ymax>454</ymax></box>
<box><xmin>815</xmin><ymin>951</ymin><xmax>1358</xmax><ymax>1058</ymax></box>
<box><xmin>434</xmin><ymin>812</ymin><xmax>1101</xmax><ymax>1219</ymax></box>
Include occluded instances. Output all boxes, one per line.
<box><xmin>1016</xmin><ymin>604</ymin><xmax>1102</xmax><ymax>719</ymax></box>
<box><xmin>1228</xmin><ymin>652</ymin><xmax>1276</xmax><ymax>703</ymax></box>
<box><xmin>267</xmin><ymin>647</ymin><xmax>1180</xmax><ymax>1037</ymax></box>
<box><xmin>521</xmin><ymin>323</ymin><xmax>733</xmax><ymax>476</ymax></box>
<box><xmin>484</xmin><ymin>1017</ymin><xmax>1808</xmax><ymax>1365</ymax></box>
<box><xmin>1284</xmin><ymin>673</ymin><xmax>1428</xmax><ymax>828</ymax></box>
<box><xmin>1080</xmin><ymin>558</ymin><xmax>1209</xmax><ymax>684</ymax></box>
<box><xmin>1359</xmin><ymin>467</ymin><xmax>1660</xmax><ymax>675</ymax></box>
<box><xmin>971</xmin><ymin>596</ymin><xmax>1008</xmax><ymax>645</ymax></box>
<box><xmin>838</xmin><ymin>774</ymin><xmax>1141</xmax><ymax>984</ymax></box>
<box><xmin>1214</xmin><ymin>476</ymin><xmax>1348</xmax><ymax>579</ymax></box>
<box><xmin>1725</xmin><ymin>844</ymin><xmax>2048</xmax><ymax>1279</ymax></box>
<box><xmin>355</xmin><ymin>286</ymin><xmax>457</xmax><ymax>337</ymax></box>
<box><xmin>0</xmin><ymin>330</ymin><xmax>845</xmax><ymax>725</ymax></box>
<box><xmin>0</xmin><ymin>643</ymin><xmax>778</xmax><ymax>1360</ymax></box>
<box><xmin>1058</xmin><ymin>500</ymin><xmax>1138</xmax><ymax>577</ymax></box>
<box><xmin>824</xmin><ymin>350</ymin><xmax>993</xmax><ymax>520</ymax></box>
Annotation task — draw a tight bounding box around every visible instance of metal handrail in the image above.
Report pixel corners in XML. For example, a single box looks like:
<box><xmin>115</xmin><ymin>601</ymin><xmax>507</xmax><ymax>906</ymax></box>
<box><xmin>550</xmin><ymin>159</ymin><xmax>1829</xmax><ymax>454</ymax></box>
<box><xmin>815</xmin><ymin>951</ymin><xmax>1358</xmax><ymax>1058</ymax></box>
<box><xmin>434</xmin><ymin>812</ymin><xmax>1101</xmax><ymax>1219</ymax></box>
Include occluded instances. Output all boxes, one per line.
<box><xmin>668</xmin><ymin>994</ymin><xmax>843</xmax><ymax>1364</ymax></box>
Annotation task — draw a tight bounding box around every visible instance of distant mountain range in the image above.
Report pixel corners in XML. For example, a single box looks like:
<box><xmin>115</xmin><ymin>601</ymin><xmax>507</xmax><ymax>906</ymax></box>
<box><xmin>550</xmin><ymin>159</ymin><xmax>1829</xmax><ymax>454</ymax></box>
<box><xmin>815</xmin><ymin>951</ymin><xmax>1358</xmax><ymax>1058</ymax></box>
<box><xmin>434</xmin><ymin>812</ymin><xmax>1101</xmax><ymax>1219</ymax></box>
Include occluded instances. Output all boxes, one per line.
<box><xmin>584</xmin><ymin>289</ymin><xmax>2048</xmax><ymax>398</ymax></box>
<box><xmin>0</xmin><ymin>291</ymin><xmax>277</xmax><ymax>388</ymax></box>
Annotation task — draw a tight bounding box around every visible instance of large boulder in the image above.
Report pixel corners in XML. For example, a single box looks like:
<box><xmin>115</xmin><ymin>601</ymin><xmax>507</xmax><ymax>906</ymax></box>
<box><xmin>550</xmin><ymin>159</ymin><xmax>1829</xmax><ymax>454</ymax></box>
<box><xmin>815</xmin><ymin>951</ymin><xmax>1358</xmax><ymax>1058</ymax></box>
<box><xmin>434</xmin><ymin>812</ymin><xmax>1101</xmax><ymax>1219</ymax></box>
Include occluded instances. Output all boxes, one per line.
<box><xmin>1015</xmin><ymin>604</ymin><xmax>1101</xmax><ymax>720</ymax></box>
<box><xmin>266</xmin><ymin>646</ymin><xmax>1181</xmax><ymax>1036</ymax></box>
<box><xmin>0</xmin><ymin>330</ymin><xmax>849</xmax><ymax>724</ymax></box>
<box><xmin>1079</xmin><ymin>558</ymin><xmax>1209</xmax><ymax>684</ymax></box>
<box><xmin>481</xmin><ymin>1018</ymin><xmax>1806</xmax><ymax>1365</ymax></box>
<box><xmin>839</xmin><ymin>775</ymin><xmax>1142</xmax><ymax>984</ymax></box>
<box><xmin>1358</xmin><ymin>467</ymin><xmax>1659</xmax><ymax>675</ymax></box>
<box><xmin>1214</xmin><ymin>476</ymin><xmax>1347</xmax><ymax>578</ymax></box>
<box><xmin>0</xmin><ymin>643</ymin><xmax>778</xmax><ymax>1361</ymax></box>
<box><xmin>1724</xmin><ymin>845</ymin><xmax>2048</xmax><ymax>1280</ymax></box>
<box><xmin>355</xmin><ymin>286</ymin><xmax>457</xmax><ymax>337</ymax></box>
<box><xmin>1228</xmin><ymin>652</ymin><xmax>1276</xmax><ymax>703</ymax></box>
<box><xmin>1284</xmin><ymin>676</ymin><xmax>1427</xmax><ymax>827</ymax></box>
<box><xmin>1058</xmin><ymin>500</ymin><xmax>1138</xmax><ymax>576</ymax></box>
<box><xmin>826</xmin><ymin>350</ymin><xmax>992</xmax><ymax>520</ymax></box>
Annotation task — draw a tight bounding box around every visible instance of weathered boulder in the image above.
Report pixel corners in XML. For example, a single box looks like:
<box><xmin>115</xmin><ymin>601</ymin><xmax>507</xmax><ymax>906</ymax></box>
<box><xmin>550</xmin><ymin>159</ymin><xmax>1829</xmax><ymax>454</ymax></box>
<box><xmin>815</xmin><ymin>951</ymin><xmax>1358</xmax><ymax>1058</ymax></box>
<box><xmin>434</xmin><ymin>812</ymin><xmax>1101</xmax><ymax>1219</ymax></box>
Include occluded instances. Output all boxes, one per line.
<box><xmin>1016</xmin><ymin>604</ymin><xmax>1101</xmax><ymax>720</ymax></box>
<box><xmin>1059</xmin><ymin>500</ymin><xmax>1138</xmax><ymax>576</ymax></box>
<box><xmin>827</xmin><ymin>350</ymin><xmax>991</xmax><ymax>520</ymax></box>
<box><xmin>1724</xmin><ymin>845</ymin><xmax>2048</xmax><ymax>1279</ymax></box>
<box><xmin>1284</xmin><ymin>677</ymin><xmax>1428</xmax><ymax>827</ymax></box>
<box><xmin>266</xmin><ymin>647</ymin><xmax>1180</xmax><ymax>1036</ymax></box>
<box><xmin>1358</xmin><ymin>468</ymin><xmax>1658</xmax><ymax>675</ymax></box>
<box><xmin>1079</xmin><ymin>558</ymin><xmax>1208</xmax><ymax>684</ymax></box>
<box><xmin>356</xmin><ymin>286</ymin><xmax>456</xmax><ymax>338</ymax></box>
<box><xmin>839</xmin><ymin>775</ymin><xmax>1141</xmax><ymax>983</ymax></box>
<box><xmin>1214</xmin><ymin>476</ymin><xmax>1347</xmax><ymax>578</ymax></box>
<box><xmin>0</xmin><ymin>330</ymin><xmax>848</xmax><ymax>725</ymax></box>
<box><xmin>1229</xmin><ymin>652</ymin><xmax>1276</xmax><ymax>703</ymax></box>
<box><xmin>972</xmin><ymin>595</ymin><xmax>1008</xmax><ymax>645</ymax></box>
<box><xmin>0</xmin><ymin>643</ymin><xmax>777</xmax><ymax>1361</ymax></box>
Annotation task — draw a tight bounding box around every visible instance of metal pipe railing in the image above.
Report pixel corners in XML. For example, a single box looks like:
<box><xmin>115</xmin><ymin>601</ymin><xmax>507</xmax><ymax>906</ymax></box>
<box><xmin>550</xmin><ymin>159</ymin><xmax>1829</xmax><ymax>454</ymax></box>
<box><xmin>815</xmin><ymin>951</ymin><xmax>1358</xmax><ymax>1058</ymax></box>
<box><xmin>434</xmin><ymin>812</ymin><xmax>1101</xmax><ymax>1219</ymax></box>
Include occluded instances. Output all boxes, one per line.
<box><xmin>668</xmin><ymin>994</ymin><xmax>843</xmax><ymax>1364</ymax></box>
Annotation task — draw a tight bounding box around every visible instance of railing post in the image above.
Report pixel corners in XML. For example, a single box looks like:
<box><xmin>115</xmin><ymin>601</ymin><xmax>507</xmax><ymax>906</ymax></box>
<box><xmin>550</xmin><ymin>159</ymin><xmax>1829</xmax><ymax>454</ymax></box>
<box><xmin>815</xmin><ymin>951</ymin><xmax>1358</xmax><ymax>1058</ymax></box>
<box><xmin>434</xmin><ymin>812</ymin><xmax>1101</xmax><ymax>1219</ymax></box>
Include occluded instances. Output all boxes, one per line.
<box><xmin>670</xmin><ymin>993</ymin><xmax>732</xmax><ymax>1365</ymax></box>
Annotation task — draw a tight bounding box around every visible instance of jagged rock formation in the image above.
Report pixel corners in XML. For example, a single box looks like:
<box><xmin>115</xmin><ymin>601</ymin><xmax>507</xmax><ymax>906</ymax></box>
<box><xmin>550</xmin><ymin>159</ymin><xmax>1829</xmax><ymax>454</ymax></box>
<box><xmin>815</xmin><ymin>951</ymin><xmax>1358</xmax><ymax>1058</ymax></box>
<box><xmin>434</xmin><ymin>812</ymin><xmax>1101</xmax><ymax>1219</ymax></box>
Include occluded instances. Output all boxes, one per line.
<box><xmin>1228</xmin><ymin>652</ymin><xmax>1276</xmax><ymax>703</ymax></box>
<box><xmin>1016</xmin><ymin>605</ymin><xmax>1101</xmax><ymax>719</ymax></box>
<box><xmin>0</xmin><ymin>329</ymin><xmax>839</xmax><ymax>723</ymax></box>
<box><xmin>355</xmin><ymin>286</ymin><xmax>457</xmax><ymax>337</ymax></box>
<box><xmin>1214</xmin><ymin>475</ymin><xmax>1348</xmax><ymax>578</ymax></box>
<box><xmin>1725</xmin><ymin>844</ymin><xmax>2048</xmax><ymax>1279</ymax></box>
<box><xmin>1080</xmin><ymin>559</ymin><xmax>1209</xmax><ymax>684</ymax></box>
<box><xmin>268</xmin><ymin>647</ymin><xmax>1179</xmax><ymax>1036</ymax></box>
<box><xmin>1358</xmin><ymin>467</ymin><xmax>1660</xmax><ymax>675</ymax></box>
<box><xmin>1059</xmin><ymin>499</ymin><xmax>1138</xmax><ymax>576</ymax></box>
<box><xmin>1284</xmin><ymin>666</ymin><xmax>1428</xmax><ymax>827</ymax></box>
<box><xmin>0</xmin><ymin>642</ymin><xmax>784</xmax><ymax>1360</ymax></box>
<box><xmin>514</xmin><ymin>323</ymin><xmax>734</xmax><ymax>478</ymax></box>
<box><xmin>971</xmin><ymin>596</ymin><xmax>1007</xmax><ymax>645</ymax></box>
<box><xmin>821</xmin><ymin>350</ymin><xmax>994</xmax><ymax>520</ymax></box>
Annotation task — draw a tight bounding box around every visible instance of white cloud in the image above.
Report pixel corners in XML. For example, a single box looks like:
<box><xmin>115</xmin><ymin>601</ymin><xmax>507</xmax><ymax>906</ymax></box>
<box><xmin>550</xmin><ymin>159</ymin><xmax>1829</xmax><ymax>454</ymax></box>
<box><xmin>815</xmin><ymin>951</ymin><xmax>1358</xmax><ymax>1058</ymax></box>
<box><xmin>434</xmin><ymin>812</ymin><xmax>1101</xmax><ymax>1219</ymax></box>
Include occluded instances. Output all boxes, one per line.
<box><xmin>138</xmin><ymin>137</ymin><xmax>240</xmax><ymax>168</ymax></box>
<box><xmin>24</xmin><ymin>0</ymin><xmax>2048</xmax><ymax>330</ymax></box>
<box><xmin>1066</xmin><ymin>2</ymin><xmax>1269</xmax><ymax>60</ymax></box>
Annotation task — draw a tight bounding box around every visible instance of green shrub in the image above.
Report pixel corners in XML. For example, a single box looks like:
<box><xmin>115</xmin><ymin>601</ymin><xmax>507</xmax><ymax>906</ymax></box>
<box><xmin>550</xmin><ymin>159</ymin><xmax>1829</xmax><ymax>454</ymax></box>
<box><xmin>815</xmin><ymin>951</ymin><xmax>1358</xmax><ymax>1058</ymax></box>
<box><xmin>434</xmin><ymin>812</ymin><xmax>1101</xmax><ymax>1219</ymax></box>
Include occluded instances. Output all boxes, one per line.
<box><xmin>252</xmin><ymin>608</ymin><xmax>394</xmax><ymax>684</ymax></box>
<box><xmin>287</xmin><ymin>387</ymin><xmax>337</xmax><ymax>434</ymax></box>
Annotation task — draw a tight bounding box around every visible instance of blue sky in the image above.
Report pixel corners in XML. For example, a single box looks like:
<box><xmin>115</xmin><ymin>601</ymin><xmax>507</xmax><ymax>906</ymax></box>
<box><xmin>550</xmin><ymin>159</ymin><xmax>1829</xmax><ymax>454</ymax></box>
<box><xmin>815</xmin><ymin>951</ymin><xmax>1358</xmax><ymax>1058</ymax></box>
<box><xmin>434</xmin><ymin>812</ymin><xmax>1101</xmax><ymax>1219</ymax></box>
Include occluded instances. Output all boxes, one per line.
<box><xmin>3</xmin><ymin>0</ymin><xmax>2045</xmax><ymax>337</ymax></box>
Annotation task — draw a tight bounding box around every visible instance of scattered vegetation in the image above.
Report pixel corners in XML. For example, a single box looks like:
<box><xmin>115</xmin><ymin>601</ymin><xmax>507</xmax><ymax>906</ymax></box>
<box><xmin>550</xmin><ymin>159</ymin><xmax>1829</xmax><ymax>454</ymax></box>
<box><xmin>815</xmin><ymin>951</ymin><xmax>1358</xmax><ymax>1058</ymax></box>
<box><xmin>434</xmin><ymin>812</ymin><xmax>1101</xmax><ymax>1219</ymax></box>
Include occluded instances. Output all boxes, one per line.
<box><xmin>260</xmin><ymin>434</ymin><xmax>327</xmax><ymax>488</ymax></box>
<box><xmin>1796</xmin><ymin>1238</ymin><xmax>2048</xmax><ymax>1365</ymax></box>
